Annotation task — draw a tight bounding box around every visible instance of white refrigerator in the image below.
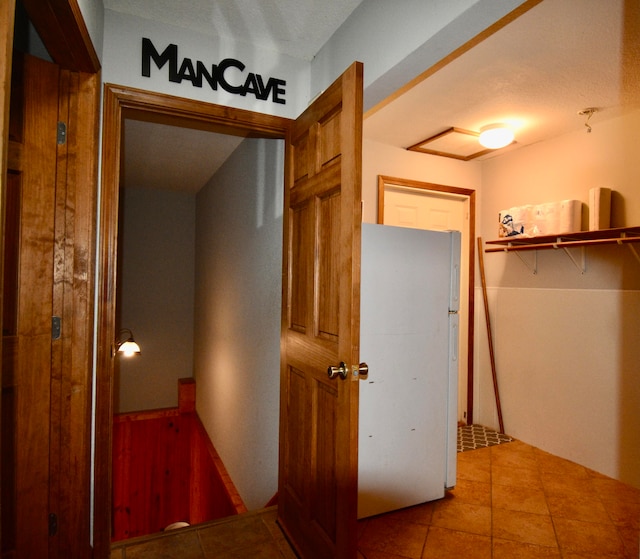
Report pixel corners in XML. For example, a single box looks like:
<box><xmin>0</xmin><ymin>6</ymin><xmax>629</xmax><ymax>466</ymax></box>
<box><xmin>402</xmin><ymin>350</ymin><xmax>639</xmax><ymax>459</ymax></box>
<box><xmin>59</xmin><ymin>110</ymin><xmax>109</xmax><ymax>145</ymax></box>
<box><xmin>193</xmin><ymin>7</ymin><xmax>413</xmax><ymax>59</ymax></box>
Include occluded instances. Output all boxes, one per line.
<box><xmin>358</xmin><ymin>223</ymin><xmax>460</xmax><ymax>519</ymax></box>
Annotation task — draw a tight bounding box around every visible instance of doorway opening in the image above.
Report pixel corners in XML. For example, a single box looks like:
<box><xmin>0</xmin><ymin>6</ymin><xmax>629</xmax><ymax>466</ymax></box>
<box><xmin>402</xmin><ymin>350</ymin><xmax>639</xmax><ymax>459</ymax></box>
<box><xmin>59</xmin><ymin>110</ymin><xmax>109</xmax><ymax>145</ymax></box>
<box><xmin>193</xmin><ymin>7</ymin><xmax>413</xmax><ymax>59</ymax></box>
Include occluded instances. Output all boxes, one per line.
<box><xmin>377</xmin><ymin>176</ymin><xmax>476</xmax><ymax>423</ymax></box>
<box><xmin>94</xmin><ymin>85</ymin><xmax>291</xmax><ymax>553</ymax></box>
<box><xmin>112</xmin><ymin>118</ymin><xmax>285</xmax><ymax>539</ymax></box>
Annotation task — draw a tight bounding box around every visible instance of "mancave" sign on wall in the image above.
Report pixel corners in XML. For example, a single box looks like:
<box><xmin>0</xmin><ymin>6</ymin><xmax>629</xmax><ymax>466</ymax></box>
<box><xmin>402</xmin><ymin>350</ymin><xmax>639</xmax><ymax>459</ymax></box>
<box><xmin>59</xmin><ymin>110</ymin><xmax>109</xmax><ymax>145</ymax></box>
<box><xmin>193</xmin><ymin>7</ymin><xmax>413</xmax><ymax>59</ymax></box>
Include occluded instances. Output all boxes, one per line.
<box><xmin>141</xmin><ymin>38</ymin><xmax>287</xmax><ymax>105</ymax></box>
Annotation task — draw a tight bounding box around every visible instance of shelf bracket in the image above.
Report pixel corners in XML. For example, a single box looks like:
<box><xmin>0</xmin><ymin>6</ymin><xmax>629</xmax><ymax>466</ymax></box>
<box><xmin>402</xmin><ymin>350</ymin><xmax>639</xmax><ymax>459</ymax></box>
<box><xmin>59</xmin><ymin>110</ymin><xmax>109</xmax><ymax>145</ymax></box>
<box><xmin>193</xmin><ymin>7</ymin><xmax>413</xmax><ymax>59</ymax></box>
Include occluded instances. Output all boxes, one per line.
<box><xmin>555</xmin><ymin>243</ymin><xmax>585</xmax><ymax>274</ymax></box>
<box><xmin>627</xmin><ymin>242</ymin><xmax>640</xmax><ymax>265</ymax></box>
<box><xmin>619</xmin><ymin>234</ymin><xmax>640</xmax><ymax>265</ymax></box>
<box><xmin>513</xmin><ymin>249</ymin><xmax>537</xmax><ymax>274</ymax></box>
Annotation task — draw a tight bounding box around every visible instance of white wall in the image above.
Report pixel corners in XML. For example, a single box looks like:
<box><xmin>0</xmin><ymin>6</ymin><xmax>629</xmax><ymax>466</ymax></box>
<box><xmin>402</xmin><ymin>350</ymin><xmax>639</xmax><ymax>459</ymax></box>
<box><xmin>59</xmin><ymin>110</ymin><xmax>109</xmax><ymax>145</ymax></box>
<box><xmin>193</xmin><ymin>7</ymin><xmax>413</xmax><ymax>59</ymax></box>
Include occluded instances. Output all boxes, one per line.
<box><xmin>476</xmin><ymin>110</ymin><xmax>640</xmax><ymax>487</ymax></box>
<box><xmin>101</xmin><ymin>9</ymin><xmax>309</xmax><ymax>118</ymax></box>
<box><xmin>312</xmin><ymin>0</ymin><xmax>530</xmax><ymax>112</ymax></box>
<box><xmin>77</xmin><ymin>0</ymin><xmax>104</xmax><ymax>62</ymax></box>
<box><xmin>194</xmin><ymin>138</ymin><xmax>284</xmax><ymax>510</ymax></box>
<box><xmin>117</xmin><ymin>187</ymin><xmax>196</xmax><ymax>413</ymax></box>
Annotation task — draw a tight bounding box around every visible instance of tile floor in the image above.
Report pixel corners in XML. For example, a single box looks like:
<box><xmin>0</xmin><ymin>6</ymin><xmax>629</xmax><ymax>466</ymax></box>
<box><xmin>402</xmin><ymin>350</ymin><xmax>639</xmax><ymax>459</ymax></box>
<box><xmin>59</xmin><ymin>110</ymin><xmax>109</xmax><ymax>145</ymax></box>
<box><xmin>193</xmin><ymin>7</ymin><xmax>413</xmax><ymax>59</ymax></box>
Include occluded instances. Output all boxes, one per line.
<box><xmin>111</xmin><ymin>439</ymin><xmax>640</xmax><ymax>558</ymax></box>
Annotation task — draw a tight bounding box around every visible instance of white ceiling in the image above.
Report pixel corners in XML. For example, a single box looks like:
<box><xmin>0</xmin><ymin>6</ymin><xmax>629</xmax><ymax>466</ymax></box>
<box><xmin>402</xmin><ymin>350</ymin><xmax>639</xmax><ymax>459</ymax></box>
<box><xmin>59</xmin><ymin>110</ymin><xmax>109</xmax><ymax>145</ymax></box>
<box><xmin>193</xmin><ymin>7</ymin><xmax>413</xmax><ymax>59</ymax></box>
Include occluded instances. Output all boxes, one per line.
<box><xmin>365</xmin><ymin>0</ymin><xmax>640</xmax><ymax>159</ymax></box>
<box><xmin>122</xmin><ymin>120</ymin><xmax>244</xmax><ymax>194</ymax></box>
<box><xmin>116</xmin><ymin>0</ymin><xmax>640</xmax><ymax>193</ymax></box>
<box><xmin>103</xmin><ymin>0</ymin><xmax>365</xmax><ymax>61</ymax></box>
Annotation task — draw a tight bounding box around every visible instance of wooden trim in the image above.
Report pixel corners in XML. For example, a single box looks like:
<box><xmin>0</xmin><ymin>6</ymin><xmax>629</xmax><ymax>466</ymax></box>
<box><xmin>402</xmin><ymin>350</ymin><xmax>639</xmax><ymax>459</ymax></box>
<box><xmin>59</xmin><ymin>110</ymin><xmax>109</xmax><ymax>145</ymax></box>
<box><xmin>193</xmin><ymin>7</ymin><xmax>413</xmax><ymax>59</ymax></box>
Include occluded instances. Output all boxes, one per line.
<box><xmin>0</xmin><ymin>16</ymin><xmax>15</xmax><ymax>477</ymax></box>
<box><xmin>105</xmin><ymin>83</ymin><xmax>289</xmax><ymax>138</ymax></box>
<box><xmin>0</xmin><ymin>37</ymin><xmax>15</xmax><ymax>559</ymax></box>
<box><xmin>113</xmin><ymin>378</ymin><xmax>196</xmax><ymax>423</ymax></box>
<box><xmin>364</xmin><ymin>0</ymin><xmax>544</xmax><ymax>119</ymax></box>
<box><xmin>21</xmin><ymin>0</ymin><xmax>100</xmax><ymax>73</ymax></box>
<box><xmin>0</xmin><ymin>0</ymin><xmax>15</xmax><ymax>198</ymax></box>
<box><xmin>178</xmin><ymin>378</ymin><xmax>196</xmax><ymax>413</ymax></box>
<box><xmin>264</xmin><ymin>493</ymin><xmax>278</xmax><ymax>507</ymax></box>
<box><xmin>377</xmin><ymin>175</ymin><xmax>476</xmax><ymax>424</ymax></box>
<box><xmin>378</xmin><ymin>175</ymin><xmax>477</xmax><ymax>223</ymax></box>
<box><xmin>47</xmin><ymin>66</ymin><xmax>100</xmax><ymax>559</ymax></box>
<box><xmin>113</xmin><ymin>408</ymin><xmax>180</xmax><ymax>423</ymax></box>
<box><xmin>407</xmin><ymin>127</ymin><xmax>497</xmax><ymax>161</ymax></box>
<box><xmin>94</xmin><ymin>85</ymin><xmax>291</xmax><ymax>557</ymax></box>
<box><xmin>192</xmin><ymin>414</ymin><xmax>248</xmax><ymax>516</ymax></box>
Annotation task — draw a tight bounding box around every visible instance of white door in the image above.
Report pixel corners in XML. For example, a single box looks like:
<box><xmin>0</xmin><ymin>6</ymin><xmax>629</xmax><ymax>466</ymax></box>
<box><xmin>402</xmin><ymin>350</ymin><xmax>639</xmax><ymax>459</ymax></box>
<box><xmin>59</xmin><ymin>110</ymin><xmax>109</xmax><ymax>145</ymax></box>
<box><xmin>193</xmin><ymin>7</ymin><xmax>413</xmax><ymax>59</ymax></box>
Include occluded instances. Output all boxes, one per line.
<box><xmin>383</xmin><ymin>185</ymin><xmax>469</xmax><ymax>423</ymax></box>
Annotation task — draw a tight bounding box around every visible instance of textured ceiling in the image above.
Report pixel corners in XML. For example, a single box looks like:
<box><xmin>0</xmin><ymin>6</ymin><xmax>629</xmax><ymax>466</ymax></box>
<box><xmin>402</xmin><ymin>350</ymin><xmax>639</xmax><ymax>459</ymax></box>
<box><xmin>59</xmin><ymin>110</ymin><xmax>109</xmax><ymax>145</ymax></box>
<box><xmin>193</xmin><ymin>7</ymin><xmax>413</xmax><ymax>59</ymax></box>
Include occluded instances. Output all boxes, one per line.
<box><xmin>115</xmin><ymin>0</ymin><xmax>640</xmax><ymax>192</ymax></box>
<box><xmin>122</xmin><ymin>121</ymin><xmax>244</xmax><ymax>194</ymax></box>
<box><xmin>364</xmin><ymin>0</ymin><xmax>640</xmax><ymax>158</ymax></box>
<box><xmin>103</xmin><ymin>0</ymin><xmax>365</xmax><ymax>61</ymax></box>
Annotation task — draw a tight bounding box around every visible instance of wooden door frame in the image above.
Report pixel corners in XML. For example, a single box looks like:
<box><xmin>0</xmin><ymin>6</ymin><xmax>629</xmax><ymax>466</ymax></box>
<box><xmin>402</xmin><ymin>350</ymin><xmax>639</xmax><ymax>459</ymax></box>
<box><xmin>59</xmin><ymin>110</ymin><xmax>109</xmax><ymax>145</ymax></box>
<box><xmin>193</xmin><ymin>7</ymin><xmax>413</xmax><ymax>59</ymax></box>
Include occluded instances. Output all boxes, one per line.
<box><xmin>1</xmin><ymin>1</ymin><xmax>100</xmax><ymax>556</ymax></box>
<box><xmin>377</xmin><ymin>175</ymin><xmax>476</xmax><ymax>424</ymax></box>
<box><xmin>93</xmin><ymin>84</ymin><xmax>291</xmax><ymax>557</ymax></box>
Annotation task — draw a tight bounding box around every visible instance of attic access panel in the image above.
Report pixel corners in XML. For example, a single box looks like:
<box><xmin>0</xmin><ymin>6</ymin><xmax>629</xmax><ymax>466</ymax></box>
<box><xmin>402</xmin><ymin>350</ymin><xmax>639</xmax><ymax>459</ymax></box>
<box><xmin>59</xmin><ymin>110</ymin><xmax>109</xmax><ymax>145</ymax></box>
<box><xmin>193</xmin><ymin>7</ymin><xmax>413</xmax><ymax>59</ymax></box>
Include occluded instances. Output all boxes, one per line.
<box><xmin>407</xmin><ymin>127</ymin><xmax>494</xmax><ymax>161</ymax></box>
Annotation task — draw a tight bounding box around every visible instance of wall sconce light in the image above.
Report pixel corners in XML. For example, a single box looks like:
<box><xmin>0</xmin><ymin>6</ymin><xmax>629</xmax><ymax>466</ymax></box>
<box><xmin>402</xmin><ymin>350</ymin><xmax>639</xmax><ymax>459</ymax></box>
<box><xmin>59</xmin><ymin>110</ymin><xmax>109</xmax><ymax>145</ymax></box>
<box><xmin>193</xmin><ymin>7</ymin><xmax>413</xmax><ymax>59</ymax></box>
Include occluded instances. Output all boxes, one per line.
<box><xmin>115</xmin><ymin>328</ymin><xmax>141</xmax><ymax>357</ymax></box>
<box><xmin>478</xmin><ymin>123</ymin><xmax>515</xmax><ymax>149</ymax></box>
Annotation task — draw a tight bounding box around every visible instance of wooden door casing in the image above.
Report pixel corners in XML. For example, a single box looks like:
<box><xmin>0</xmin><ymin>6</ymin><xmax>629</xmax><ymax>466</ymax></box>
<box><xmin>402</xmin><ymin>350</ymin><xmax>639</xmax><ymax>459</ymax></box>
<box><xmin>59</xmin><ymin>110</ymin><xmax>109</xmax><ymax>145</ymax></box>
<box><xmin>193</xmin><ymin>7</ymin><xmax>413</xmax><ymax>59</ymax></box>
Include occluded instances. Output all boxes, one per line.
<box><xmin>49</xmin><ymin>64</ymin><xmax>99</xmax><ymax>559</ymax></box>
<box><xmin>279</xmin><ymin>62</ymin><xmax>363</xmax><ymax>559</ymax></box>
<box><xmin>94</xmin><ymin>85</ymin><xmax>290</xmax><ymax>558</ymax></box>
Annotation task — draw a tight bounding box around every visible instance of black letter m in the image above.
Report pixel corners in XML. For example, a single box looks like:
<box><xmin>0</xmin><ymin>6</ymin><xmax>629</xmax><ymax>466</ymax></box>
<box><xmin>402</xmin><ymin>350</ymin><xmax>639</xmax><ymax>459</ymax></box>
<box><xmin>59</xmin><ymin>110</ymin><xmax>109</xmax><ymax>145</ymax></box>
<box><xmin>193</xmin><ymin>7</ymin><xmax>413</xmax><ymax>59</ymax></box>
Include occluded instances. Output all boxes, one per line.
<box><xmin>142</xmin><ymin>38</ymin><xmax>179</xmax><ymax>82</ymax></box>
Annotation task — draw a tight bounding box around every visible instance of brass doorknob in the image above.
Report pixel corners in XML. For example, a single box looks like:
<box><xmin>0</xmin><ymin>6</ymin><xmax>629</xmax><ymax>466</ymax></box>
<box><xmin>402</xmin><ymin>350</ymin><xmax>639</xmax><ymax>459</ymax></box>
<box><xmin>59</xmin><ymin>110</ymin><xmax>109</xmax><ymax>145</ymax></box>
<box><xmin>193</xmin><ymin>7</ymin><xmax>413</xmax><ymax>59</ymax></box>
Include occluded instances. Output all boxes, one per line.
<box><xmin>328</xmin><ymin>362</ymin><xmax>348</xmax><ymax>380</ymax></box>
<box><xmin>356</xmin><ymin>363</ymin><xmax>369</xmax><ymax>378</ymax></box>
<box><xmin>328</xmin><ymin>362</ymin><xmax>369</xmax><ymax>380</ymax></box>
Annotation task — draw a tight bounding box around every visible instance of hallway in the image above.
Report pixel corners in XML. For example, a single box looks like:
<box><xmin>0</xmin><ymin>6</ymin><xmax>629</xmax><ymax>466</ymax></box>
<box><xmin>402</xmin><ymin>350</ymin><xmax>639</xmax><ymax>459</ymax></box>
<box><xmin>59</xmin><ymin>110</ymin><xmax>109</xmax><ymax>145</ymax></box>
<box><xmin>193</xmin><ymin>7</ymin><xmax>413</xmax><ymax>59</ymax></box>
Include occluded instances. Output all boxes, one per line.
<box><xmin>111</xmin><ymin>439</ymin><xmax>640</xmax><ymax>558</ymax></box>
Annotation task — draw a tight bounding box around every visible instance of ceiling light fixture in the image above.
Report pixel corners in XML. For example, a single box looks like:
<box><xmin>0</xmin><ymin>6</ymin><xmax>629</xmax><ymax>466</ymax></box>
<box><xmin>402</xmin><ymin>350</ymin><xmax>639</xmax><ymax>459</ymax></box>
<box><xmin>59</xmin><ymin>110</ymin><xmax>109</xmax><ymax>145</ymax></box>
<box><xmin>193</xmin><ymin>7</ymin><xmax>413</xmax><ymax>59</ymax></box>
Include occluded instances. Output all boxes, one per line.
<box><xmin>478</xmin><ymin>123</ymin><xmax>515</xmax><ymax>149</ymax></box>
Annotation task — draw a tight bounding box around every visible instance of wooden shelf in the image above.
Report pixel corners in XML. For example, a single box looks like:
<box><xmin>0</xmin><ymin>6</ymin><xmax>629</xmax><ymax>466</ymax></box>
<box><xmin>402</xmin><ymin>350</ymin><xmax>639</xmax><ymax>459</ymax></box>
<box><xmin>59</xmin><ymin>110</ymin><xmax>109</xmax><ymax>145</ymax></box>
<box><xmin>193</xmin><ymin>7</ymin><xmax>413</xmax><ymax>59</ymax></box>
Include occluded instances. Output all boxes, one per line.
<box><xmin>484</xmin><ymin>226</ymin><xmax>640</xmax><ymax>273</ymax></box>
<box><xmin>485</xmin><ymin>226</ymin><xmax>640</xmax><ymax>252</ymax></box>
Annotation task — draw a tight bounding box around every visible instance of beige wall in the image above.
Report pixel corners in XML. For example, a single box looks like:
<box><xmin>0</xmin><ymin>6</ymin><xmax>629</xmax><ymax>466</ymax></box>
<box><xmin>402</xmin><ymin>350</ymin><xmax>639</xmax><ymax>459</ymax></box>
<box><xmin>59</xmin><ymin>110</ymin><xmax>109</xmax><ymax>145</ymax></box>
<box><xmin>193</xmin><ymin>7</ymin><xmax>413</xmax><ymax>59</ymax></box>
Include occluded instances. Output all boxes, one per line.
<box><xmin>117</xmin><ymin>187</ymin><xmax>196</xmax><ymax>413</ymax></box>
<box><xmin>363</xmin><ymin>109</ymin><xmax>640</xmax><ymax>488</ymax></box>
<box><xmin>477</xmin><ymin>109</ymin><xmax>640</xmax><ymax>487</ymax></box>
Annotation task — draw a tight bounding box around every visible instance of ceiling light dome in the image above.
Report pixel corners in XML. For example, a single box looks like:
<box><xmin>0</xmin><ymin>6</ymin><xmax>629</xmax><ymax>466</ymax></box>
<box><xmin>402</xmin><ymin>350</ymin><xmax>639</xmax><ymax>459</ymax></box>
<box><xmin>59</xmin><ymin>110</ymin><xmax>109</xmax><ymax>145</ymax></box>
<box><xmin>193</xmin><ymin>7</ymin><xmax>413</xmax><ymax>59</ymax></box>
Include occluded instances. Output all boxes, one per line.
<box><xmin>478</xmin><ymin>123</ymin><xmax>514</xmax><ymax>149</ymax></box>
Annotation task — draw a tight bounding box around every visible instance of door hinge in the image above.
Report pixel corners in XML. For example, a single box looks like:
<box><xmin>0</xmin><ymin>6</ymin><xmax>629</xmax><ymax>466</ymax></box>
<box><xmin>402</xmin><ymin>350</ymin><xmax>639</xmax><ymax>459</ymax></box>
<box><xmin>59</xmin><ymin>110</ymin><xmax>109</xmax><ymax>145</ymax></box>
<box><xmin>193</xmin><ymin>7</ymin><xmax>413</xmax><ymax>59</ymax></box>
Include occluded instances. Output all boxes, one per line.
<box><xmin>52</xmin><ymin>316</ymin><xmax>61</xmax><ymax>340</ymax></box>
<box><xmin>48</xmin><ymin>513</ymin><xmax>58</xmax><ymax>536</ymax></box>
<box><xmin>57</xmin><ymin>121</ymin><xmax>67</xmax><ymax>145</ymax></box>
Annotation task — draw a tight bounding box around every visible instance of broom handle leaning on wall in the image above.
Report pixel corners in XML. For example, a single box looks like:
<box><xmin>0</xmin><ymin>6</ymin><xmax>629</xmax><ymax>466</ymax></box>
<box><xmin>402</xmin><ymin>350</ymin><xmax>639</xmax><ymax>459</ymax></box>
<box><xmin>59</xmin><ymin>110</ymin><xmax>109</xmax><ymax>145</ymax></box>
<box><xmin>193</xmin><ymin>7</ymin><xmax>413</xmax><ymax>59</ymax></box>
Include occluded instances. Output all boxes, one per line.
<box><xmin>477</xmin><ymin>237</ymin><xmax>505</xmax><ymax>434</ymax></box>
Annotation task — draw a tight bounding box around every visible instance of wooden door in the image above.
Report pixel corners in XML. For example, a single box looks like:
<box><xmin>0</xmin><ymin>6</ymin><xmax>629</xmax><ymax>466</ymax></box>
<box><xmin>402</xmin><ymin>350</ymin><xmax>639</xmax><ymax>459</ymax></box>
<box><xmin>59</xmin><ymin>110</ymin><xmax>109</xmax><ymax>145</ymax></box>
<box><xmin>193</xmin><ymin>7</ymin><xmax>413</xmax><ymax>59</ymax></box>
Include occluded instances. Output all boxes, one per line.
<box><xmin>278</xmin><ymin>62</ymin><xmax>363</xmax><ymax>559</ymax></box>
<box><xmin>2</xmin><ymin>51</ymin><xmax>96</xmax><ymax>559</ymax></box>
<box><xmin>2</xmin><ymin>53</ymin><xmax>59</xmax><ymax>558</ymax></box>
